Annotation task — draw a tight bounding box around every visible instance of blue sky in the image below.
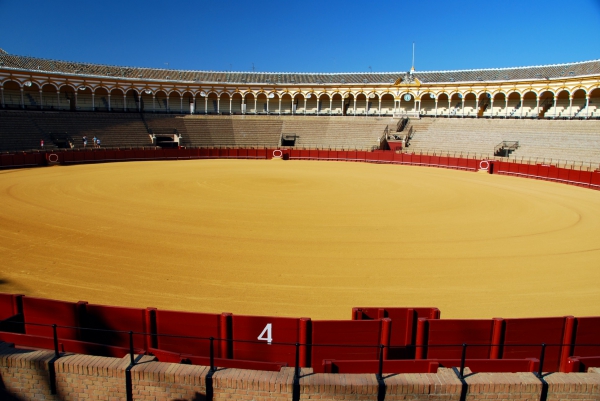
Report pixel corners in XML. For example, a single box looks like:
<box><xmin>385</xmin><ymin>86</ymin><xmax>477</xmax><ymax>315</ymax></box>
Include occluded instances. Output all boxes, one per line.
<box><xmin>1</xmin><ymin>0</ymin><xmax>599</xmax><ymax>73</ymax></box>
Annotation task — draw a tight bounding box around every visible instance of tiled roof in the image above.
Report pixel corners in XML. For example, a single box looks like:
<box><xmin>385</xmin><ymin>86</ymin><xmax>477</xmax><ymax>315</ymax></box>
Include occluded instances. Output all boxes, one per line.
<box><xmin>1</xmin><ymin>52</ymin><xmax>598</xmax><ymax>84</ymax></box>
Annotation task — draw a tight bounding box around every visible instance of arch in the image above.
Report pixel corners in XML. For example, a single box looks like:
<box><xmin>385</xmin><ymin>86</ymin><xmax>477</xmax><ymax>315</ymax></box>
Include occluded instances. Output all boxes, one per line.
<box><xmin>505</xmin><ymin>91</ymin><xmax>521</xmax><ymax>118</ymax></box>
<box><xmin>380</xmin><ymin>93</ymin><xmax>394</xmax><ymax>116</ymax></box>
<box><xmin>571</xmin><ymin>89</ymin><xmax>587</xmax><ymax>119</ymax></box>
<box><xmin>354</xmin><ymin>93</ymin><xmax>367</xmax><ymax>116</ymax></box>
<box><xmin>491</xmin><ymin>92</ymin><xmax>506</xmax><ymax>118</ymax></box>
<box><xmin>76</xmin><ymin>86</ymin><xmax>94</xmax><ymax>111</ymax></box>
<box><xmin>398</xmin><ymin>92</ymin><xmax>416</xmax><ymax>117</ymax></box>
<box><xmin>167</xmin><ymin>91</ymin><xmax>182</xmax><ymax>114</ymax></box>
<box><xmin>317</xmin><ymin>93</ymin><xmax>330</xmax><ymax>115</ymax></box>
<box><xmin>125</xmin><ymin>88</ymin><xmax>139</xmax><ymax>112</ymax></box>
<box><xmin>108</xmin><ymin>88</ymin><xmax>124</xmax><ymax>112</ymax></box>
<box><xmin>419</xmin><ymin>92</ymin><xmax>436</xmax><ymax>117</ymax></box>
<box><xmin>59</xmin><ymin>84</ymin><xmax>76</xmax><ymax>111</ymax></box>
<box><xmin>292</xmin><ymin>93</ymin><xmax>305</xmax><ymax>114</ymax></box>
<box><xmin>140</xmin><ymin>89</ymin><xmax>154</xmax><ymax>113</ymax></box>
<box><xmin>253</xmin><ymin>92</ymin><xmax>266</xmax><ymax>114</ymax></box>
<box><xmin>280</xmin><ymin>92</ymin><xmax>293</xmax><ymax>114</ymax></box>
<box><xmin>536</xmin><ymin>90</ymin><xmax>554</xmax><ymax>119</ymax></box>
<box><xmin>242</xmin><ymin>92</ymin><xmax>255</xmax><ymax>114</ymax></box>
<box><xmin>462</xmin><ymin>93</ymin><xmax>477</xmax><ymax>117</ymax></box>
<box><xmin>588</xmin><ymin>88</ymin><xmax>600</xmax><ymax>119</ymax></box>
<box><xmin>476</xmin><ymin>92</ymin><xmax>493</xmax><ymax>118</ymax></box>
<box><xmin>21</xmin><ymin>81</ymin><xmax>41</xmax><ymax>110</ymax></box>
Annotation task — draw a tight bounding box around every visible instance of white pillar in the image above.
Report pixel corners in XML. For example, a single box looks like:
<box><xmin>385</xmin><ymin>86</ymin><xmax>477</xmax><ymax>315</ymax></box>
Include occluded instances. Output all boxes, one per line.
<box><xmin>39</xmin><ymin>90</ymin><xmax>43</xmax><ymax>110</ymax></box>
<box><xmin>568</xmin><ymin>96</ymin><xmax>573</xmax><ymax>118</ymax></box>
<box><xmin>434</xmin><ymin>100</ymin><xmax>438</xmax><ymax>117</ymax></box>
<box><xmin>278</xmin><ymin>98</ymin><xmax>281</xmax><ymax>115</ymax></box>
<box><xmin>461</xmin><ymin>97</ymin><xmax>465</xmax><ymax>118</ymax></box>
<box><xmin>229</xmin><ymin>97</ymin><xmax>232</xmax><ymax>114</ymax></box>
<box><xmin>254</xmin><ymin>98</ymin><xmax>257</xmax><ymax>114</ymax></box>
<box><xmin>535</xmin><ymin>96</ymin><xmax>539</xmax><ymax>118</ymax></box>
<box><xmin>242</xmin><ymin>96</ymin><xmax>246</xmax><ymax>115</ymax></box>
<box><xmin>417</xmin><ymin>100</ymin><xmax>421</xmax><ymax>117</ymax></box>
<box><xmin>475</xmin><ymin>97</ymin><xmax>479</xmax><ymax>118</ymax></box>
<box><xmin>20</xmin><ymin>88</ymin><xmax>24</xmax><ymax>109</ymax></box>
<box><xmin>123</xmin><ymin>94</ymin><xmax>126</xmax><ymax>112</ymax></box>
<box><xmin>153</xmin><ymin>95</ymin><xmax>156</xmax><ymax>113</ymax></box>
<box><xmin>353</xmin><ymin>98</ymin><xmax>356</xmax><ymax>116</ymax></box>
<box><xmin>554</xmin><ymin>98</ymin><xmax>558</xmax><ymax>119</ymax></box>
<box><xmin>181</xmin><ymin>97</ymin><xmax>183</xmax><ymax>114</ymax></box>
<box><xmin>0</xmin><ymin>88</ymin><xmax>4</xmax><ymax>108</ymax></box>
<box><xmin>378</xmin><ymin>98</ymin><xmax>382</xmax><ymax>116</ymax></box>
<box><xmin>520</xmin><ymin>97</ymin><xmax>524</xmax><ymax>118</ymax></box>
<box><xmin>217</xmin><ymin>97</ymin><xmax>220</xmax><ymax>114</ymax></box>
<box><xmin>57</xmin><ymin>91</ymin><xmax>61</xmax><ymax>110</ymax></box>
<box><xmin>316</xmin><ymin>98</ymin><xmax>319</xmax><ymax>116</ymax></box>
<box><xmin>304</xmin><ymin>98</ymin><xmax>307</xmax><ymax>115</ymax></box>
<box><xmin>74</xmin><ymin>92</ymin><xmax>78</xmax><ymax>111</ymax></box>
<box><xmin>448</xmin><ymin>98</ymin><xmax>451</xmax><ymax>117</ymax></box>
<box><xmin>489</xmin><ymin>99</ymin><xmax>494</xmax><ymax>118</ymax></box>
<box><xmin>204</xmin><ymin>97</ymin><xmax>207</xmax><ymax>114</ymax></box>
<box><xmin>329</xmin><ymin>97</ymin><xmax>333</xmax><ymax>116</ymax></box>
<box><xmin>365</xmin><ymin>97</ymin><xmax>369</xmax><ymax>117</ymax></box>
<box><xmin>266</xmin><ymin>97</ymin><xmax>269</xmax><ymax>114</ymax></box>
<box><xmin>166</xmin><ymin>96</ymin><xmax>170</xmax><ymax>113</ymax></box>
<box><xmin>585</xmin><ymin>96</ymin><xmax>590</xmax><ymax>119</ymax></box>
<box><xmin>139</xmin><ymin>95</ymin><xmax>142</xmax><ymax>112</ymax></box>
<box><xmin>92</xmin><ymin>93</ymin><xmax>95</xmax><ymax>111</ymax></box>
<box><xmin>505</xmin><ymin>97</ymin><xmax>509</xmax><ymax>118</ymax></box>
<box><xmin>108</xmin><ymin>94</ymin><xmax>111</xmax><ymax>111</ymax></box>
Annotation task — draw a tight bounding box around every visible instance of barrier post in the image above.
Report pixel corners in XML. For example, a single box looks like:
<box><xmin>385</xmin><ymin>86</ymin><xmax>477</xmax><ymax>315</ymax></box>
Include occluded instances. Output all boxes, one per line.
<box><xmin>294</xmin><ymin>342</ymin><xmax>300</xmax><ymax>380</ymax></box>
<box><xmin>377</xmin><ymin>344</ymin><xmax>384</xmax><ymax>380</ymax></box>
<box><xmin>210</xmin><ymin>337</ymin><xmax>215</xmax><ymax>372</ymax></box>
<box><xmin>537</xmin><ymin>343</ymin><xmax>546</xmax><ymax>378</ymax></box>
<box><xmin>53</xmin><ymin>324</ymin><xmax>59</xmax><ymax>358</ymax></box>
<box><xmin>459</xmin><ymin>343</ymin><xmax>467</xmax><ymax>379</ymax></box>
<box><xmin>129</xmin><ymin>331</ymin><xmax>135</xmax><ymax>366</ymax></box>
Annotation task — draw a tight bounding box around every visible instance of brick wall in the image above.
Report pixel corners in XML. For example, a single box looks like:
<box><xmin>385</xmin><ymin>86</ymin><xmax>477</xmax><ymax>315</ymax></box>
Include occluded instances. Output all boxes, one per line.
<box><xmin>1</xmin><ymin>344</ymin><xmax>599</xmax><ymax>401</ymax></box>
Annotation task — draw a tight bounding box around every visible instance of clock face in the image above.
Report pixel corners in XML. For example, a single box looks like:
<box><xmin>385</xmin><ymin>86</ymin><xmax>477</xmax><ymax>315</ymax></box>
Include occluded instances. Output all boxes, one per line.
<box><xmin>403</xmin><ymin>94</ymin><xmax>412</xmax><ymax>101</ymax></box>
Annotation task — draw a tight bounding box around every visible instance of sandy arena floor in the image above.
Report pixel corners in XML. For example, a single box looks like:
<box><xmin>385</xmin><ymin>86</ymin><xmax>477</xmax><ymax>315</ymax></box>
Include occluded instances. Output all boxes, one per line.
<box><xmin>0</xmin><ymin>159</ymin><xmax>599</xmax><ymax>320</ymax></box>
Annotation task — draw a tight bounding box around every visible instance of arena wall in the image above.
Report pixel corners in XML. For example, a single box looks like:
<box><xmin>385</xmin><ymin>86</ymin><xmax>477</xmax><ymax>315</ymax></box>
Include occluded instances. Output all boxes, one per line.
<box><xmin>2</xmin><ymin>345</ymin><xmax>600</xmax><ymax>401</ymax></box>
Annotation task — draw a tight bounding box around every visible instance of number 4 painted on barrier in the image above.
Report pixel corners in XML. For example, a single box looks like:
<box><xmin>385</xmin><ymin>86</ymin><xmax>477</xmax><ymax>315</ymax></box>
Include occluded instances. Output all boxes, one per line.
<box><xmin>258</xmin><ymin>323</ymin><xmax>272</xmax><ymax>345</ymax></box>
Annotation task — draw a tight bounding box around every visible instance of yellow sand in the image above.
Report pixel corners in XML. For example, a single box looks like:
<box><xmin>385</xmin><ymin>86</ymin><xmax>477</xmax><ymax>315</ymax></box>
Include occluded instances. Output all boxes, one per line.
<box><xmin>0</xmin><ymin>160</ymin><xmax>599</xmax><ymax>320</ymax></box>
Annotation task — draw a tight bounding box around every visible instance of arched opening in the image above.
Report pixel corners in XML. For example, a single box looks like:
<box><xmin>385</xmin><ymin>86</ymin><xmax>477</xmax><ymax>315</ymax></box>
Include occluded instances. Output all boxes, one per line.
<box><xmin>420</xmin><ymin>93</ymin><xmax>435</xmax><ymax>117</ymax></box>
<box><xmin>60</xmin><ymin>85</ymin><xmax>76</xmax><ymax>111</ymax></box>
<box><xmin>109</xmin><ymin>88</ymin><xmax>125</xmax><ymax>112</ymax></box>
<box><xmin>22</xmin><ymin>82</ymin><xmax>41</xmax><ymax>110</ymax></box>
<box><xmin>194</xmin><ymin>92</ymin><xmax>206</xmax><ymax>114</ymax></box>
<box><xmin>207</xmin><ymin>92</ymin><xmax>219</xmax><ymax>114</ymax></box>
<box><xmin>554</xmin><ymin>90</ymin><xmax>570</xmax><ymax>119</ymax></box>
<box><xmin>305</xmin><ymin>93</ymin><xmax>317</xmax><ymax>115</ymax></box>
<box><xmin>168</xmin><ymin>91</ymin><xmax>182</xmax><ymax>114</ymax></box>
<box><xmin>380</xmin><ymin>93</ymin><xmax>394</xmax><ymax>116</ymax></box>
<box><xmin>243</xmin><ymin>93</ymin><xmax>255</xmax><ymax>114</ymax></box>
<box><xmin>354</xmin><ymin>93</ymin><xmax>367</xmax><ymax>115</ymax></box>
<box><xmin>537</xmin><ymin>91</ymin><xmax>554</xmax><ymax>119</ymax></box>
<box><xmin>231</xmin><ymin>92</ymin><xmax>243</xmax><ymax>114</ymax></box>
<box><xmin>572</xmin><ymin>89</ymin><xmax>587</xmax><ymax>119</ymax></box>
<box><xmin>140</xmin><ymin>89</ymin><xmax>153</xmax><ymax>113</ymax></box>
<box><xmin>41</xmin><ymin>84</ymin><xmax>59</xmax><ymax>110</ymax></box>
<box><xmin>2</xmin><ymin>81</ymin><xmax>21</xmax><ymax>109</ymax></box>
<box><xmin>154</xmin><ymin>90</ymin><xmax>168</xmax><ymax>113</ymax></box>
<box><xmin>94</xmin><ymin>87</ymin><xmax>110</xmax><ymax>112</ymax></box>
<box><xmin>449</xmin><ymin>93</ymin><xmax>462</xmax><ymax>117</ymax></box>
<box><xmin>506</xmin><ymin>92</ymin><xmax>521</xmax><ymax>118</ymax></box>
<box><xmin>436</xmin><ymin>93</ymin><xmax>449</xmax><ymax>117</ymax></box>
<box><xmin>266</xmin><ymin>93</ymin><xmax>278</xmax><ymax>114</ymax></box>
<box><xmin>180</xmin><ymin>91</ymin><xmax>194</xmax><ymax>114</ymax></box>
<box><xmin>76</xmin><ymin>86</ymin><xmax>94</xmax><ymax>111</ymax></box>
<box><xmin>342</xmin><ymin>94</ymin><xmax>354</xmax><ymax>116</ymax></box>
<box><xmin>521</xmin><ymin>91</ymin><xmax>537</xmax><ymax>118</ymax></box>
<box><xmin>219</xmin><ymin>93</ymin><xmax>231</xmax><ymax>115</ymax></box>
<box><xmin>462</xmin><ymin>93</ymin><xmax>476</xmax><ymax>117</ymax></box>
<box><xmin>318</xmin><ymin>94</ymin><xmax>330</xmax><ymax>115</ymax></box>
<box><xmin>399</xmin><ymin>93</ymin><xmax>415</xmax><ymax>116</ymax></box>
<box><xmin>477</xmin><ymin>92</ymin><xmax>492</xmax><ymax>118</ymax></box>
<box><xmin>492</xmin><ymin>93</ymin><xmax>506</xmax><ymax>118</ymax></box>
<box><xmin>125</xmin><ymin>89</ymin><xmax>138</xmax><ymax>112</ymax></box>
<box><xmin>293</xmin><ymin>94</ymin><xmax>304</xmax><ymax>114</ymax></box>
<box><xmin>367</xmin><ymin>94</ymin><xmax>379</xmax><ymax>116</ymax></box>
<box><xmin>280</xmin><ymin>93</ymin><xmax>292</xmax><ymax>114</ymax></box>
<box><xmin>588</xmin><ymin>88</ymin><xmax>600</xmax><ymax>119</ymax></box>
<box><xmin>256</xmin><ymin>93</ymin><xmax>267</xmax><ymax>114</ymax></box>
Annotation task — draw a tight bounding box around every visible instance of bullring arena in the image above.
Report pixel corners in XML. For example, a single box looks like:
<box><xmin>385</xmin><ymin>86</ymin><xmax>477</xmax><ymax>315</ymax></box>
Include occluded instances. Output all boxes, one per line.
<box><xmin>1</xmin><ymin>49</ymin><xmax>600</xmax><ymax>401</ymax></box>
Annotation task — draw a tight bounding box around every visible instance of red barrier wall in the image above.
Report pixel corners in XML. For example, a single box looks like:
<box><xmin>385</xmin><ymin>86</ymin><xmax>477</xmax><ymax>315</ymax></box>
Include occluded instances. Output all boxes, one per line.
<box><xmin>572</xmin><ymin>317</ymin><xmax>600</xmax><ymax>358</ymax></box>
<box><xmin>80</xmin><ymin>304</ymin><xmax>149</xmax><ymax>350</ymax></box>
<box><xmin>311</xmin><ymin>319</ymin><xmax>388</xmax><ymax>373</ymax></box>
<box><xmin>22</xmin><ymin>297</ymin><xmax>82</xmax><ymax>340</ymax></box>
<box><xmin>231</xmin><ymin>315</ymin><xmax>308</xmax><ymax>366</ymax></box>
<box><xmin>417</xmin><ymin>319</ymin><xmax>498</xmax><ymax>360</ymax></box>
<box><xmin>151</xmin><ymin>309</ymin><xmax>223</xmax><ymax>357</ymax></box>
<box><xmin>501</xmin><ymin>317</ymin><xmax>571</xmax><ymax>372</ymax></box>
